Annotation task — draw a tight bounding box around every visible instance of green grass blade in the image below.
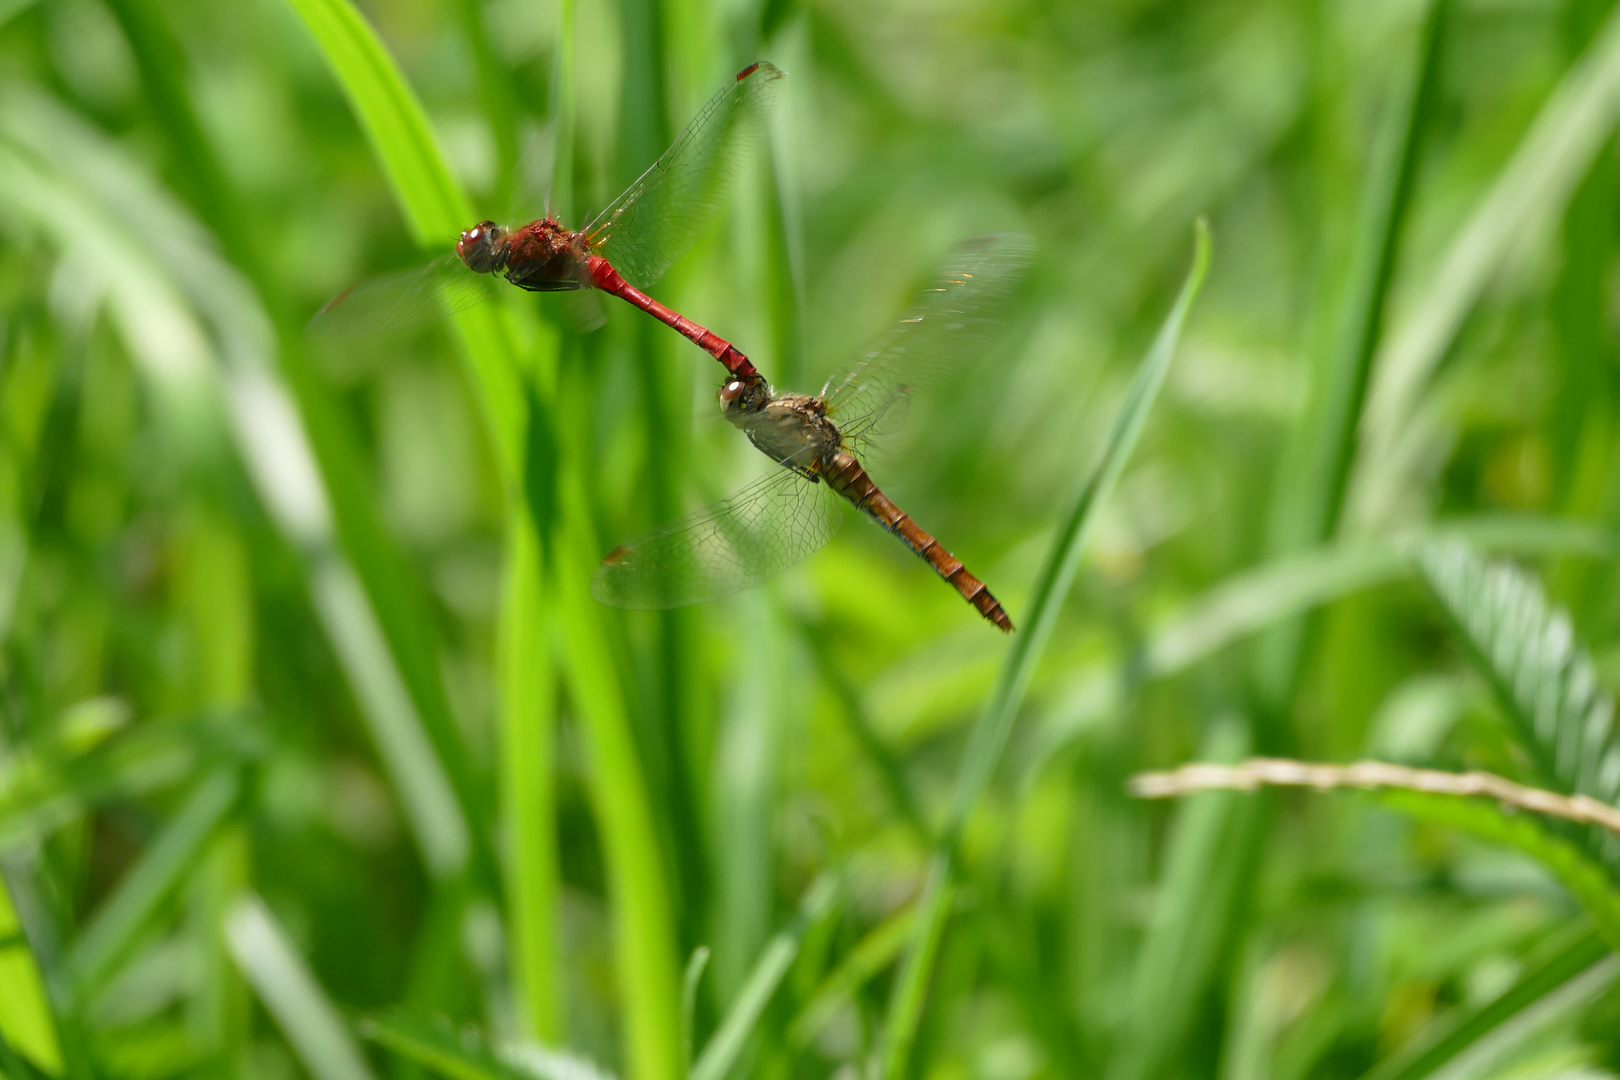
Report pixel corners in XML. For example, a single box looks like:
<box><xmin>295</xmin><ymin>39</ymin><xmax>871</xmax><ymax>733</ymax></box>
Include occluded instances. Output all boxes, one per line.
<box><xmin>0</xmin><ymin>720</ymin><xmax>256</xmax><ymax>851</ymax></box>
<box><xmin>1113</xmin><ymin>718</ymin><xmax>1255</xmax><ymax>1080</ymax></box>
<box><xmin>1358</xmin><ymin>920</ymin><xmax>1609</xmax><ymax>1080</ymax></box>
<box><xmin>1359</xmin><ymin>1</ymin><xmax>1620</xmax><ymax>492</ymax></box>
<box><xmin>553</xmin><ymin>484</ymin><xmax>682</xmax><ymax>1080</ymax></box>
<box><xmin>280</xmin><ymin>0</ymin><xmax>467</xmax><ymax>246</ymax></box>
<box><xmin>0</xmin><ymin>880</ymin><xmax>60</xmax><ymax>1075</ymax></box>
<box><xmin>281</xmin><ymin>0</ymin><xmax>683</xmax><ymax>1070</ymax></box>
<box><xmin>280</xmin><ymin>0</ymin><xmax>522</xmax><ymax>464</ymax></box>
<box><xmin>1377</xmin><ymin>788</ymin><xmax>1620</xmax><ymax>946</ymax></box>
<box><xmin>681</xmin><ymin>947</ymin><xmax>710</xmax><ymax>1069</ymax></box>
<box><xmin>788</xmin><ymin>903</ymin><xmax>917</xmax><ymax>1049</ymax></box>
<box><xmin>1256</xmin><ymin>0</ymin><xmax>1448</xmax><ymax>709</ymax></box>
<box><xmin>362</xmin><ymin>1010</ymin><xmax>519</xmax><ymax>1080</ymax></box>
<box><xmin>878</xmin><ymin>220</ymin><xmax>1211</xmax><ymax>1078</ymax></box>
<box><xmin>500</xmin><ymin>513</ymin><xmax>561</xmax><ymax>1042</ymax></box>
<box><xmin>59</xmin><ymin>769</ymin><xmax>241</xmax><ymax>1004</ymax></box>
<box><xmin>0</xmin><ymin>83</ymin><xmax>474</xmax><ymax>880</ymax></box>
<box><xmin>224</xmin><ymin>894</ymin><xmax>378</xmax><ymax>1080</ymax></box>
<box><xmin>362</xmin><ymin>1009</ymin><xmax>618</xmax><ymax>1080</ymax></box>
<box><xmin>689</xmin><ymin>874</ymin><xmax>839</xmax><ymax>1080</ymax></box>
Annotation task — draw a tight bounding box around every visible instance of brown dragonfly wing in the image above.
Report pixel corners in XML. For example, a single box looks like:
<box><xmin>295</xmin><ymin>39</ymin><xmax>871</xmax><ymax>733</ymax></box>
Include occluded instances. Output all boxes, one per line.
<box><xmin>583</xmin><ymin>62</ymin><xmax>785</xmax><ymax>291</ymax></box>
<box><xmin>309</xmin><ymin>253</ymin><xmax>507</xmax><ymax>339</ymax></box>
<box><xmin>591</xmin><ymin>449</ymin><xmax>842</xmax><ymax>610</ymax></box>
<box><xmin>823</xmin><ymin>234</ymin><xmax>1033</xmax><ymax>452</ymax></box>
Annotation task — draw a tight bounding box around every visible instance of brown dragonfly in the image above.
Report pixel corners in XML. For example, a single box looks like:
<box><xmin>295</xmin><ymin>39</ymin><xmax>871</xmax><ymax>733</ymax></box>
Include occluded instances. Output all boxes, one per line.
<box><xmin>592</xmin><ymin>235</ymin><xmax>1031</xmax><ymax>632</ymax></box>
<box><xmin>311</xmin><ymin>61</ymin><xmax>782</xmax><ymax>385</ymax></box>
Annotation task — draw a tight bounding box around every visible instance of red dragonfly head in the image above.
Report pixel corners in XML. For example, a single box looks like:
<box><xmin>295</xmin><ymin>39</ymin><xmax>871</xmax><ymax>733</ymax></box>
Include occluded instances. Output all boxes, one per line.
<box><xmin>457</xmin><ymin>221</ymin><xmax>509</xmax><ymax>274</ymax></box>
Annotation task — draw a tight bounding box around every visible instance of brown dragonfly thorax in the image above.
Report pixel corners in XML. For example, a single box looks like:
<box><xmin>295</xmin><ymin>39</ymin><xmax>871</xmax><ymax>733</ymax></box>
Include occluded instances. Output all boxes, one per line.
<box><xmin>720</xmin><ymin>381</ymin><xmax>842</xmax><ymax>477</ymax></box>
<box><xmin>457</xmin><ymin>218</ymin><xmax>587</xmax><ymax>289</ymax></box>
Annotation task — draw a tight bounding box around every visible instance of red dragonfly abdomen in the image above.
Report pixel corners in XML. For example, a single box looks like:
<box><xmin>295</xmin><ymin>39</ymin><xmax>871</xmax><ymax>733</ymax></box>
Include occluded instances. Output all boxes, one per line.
<box><xmin>824</xmin><ymin>451</ymin><xmax>1014</xmax><ymax>633</ymax></box>
<box><xmin>585</xmin><ymin>255</ymin><xmax>759</xmax><ymax>381</ymax></box>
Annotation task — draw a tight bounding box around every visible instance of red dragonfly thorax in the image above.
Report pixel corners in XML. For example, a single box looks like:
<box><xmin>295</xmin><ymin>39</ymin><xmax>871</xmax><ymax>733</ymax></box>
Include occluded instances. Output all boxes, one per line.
<box><xmin>457</xmin><ymin>218</ymin><xmax>587</xmax><ymax>288</ymax></box>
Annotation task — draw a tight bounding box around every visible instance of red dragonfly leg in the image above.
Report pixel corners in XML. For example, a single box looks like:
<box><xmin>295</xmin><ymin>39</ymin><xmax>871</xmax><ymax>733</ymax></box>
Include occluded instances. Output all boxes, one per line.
<box><xmin>585</xmin><ymin>256</ymin><xmax>761</xmax><ymax>382</ymax></box>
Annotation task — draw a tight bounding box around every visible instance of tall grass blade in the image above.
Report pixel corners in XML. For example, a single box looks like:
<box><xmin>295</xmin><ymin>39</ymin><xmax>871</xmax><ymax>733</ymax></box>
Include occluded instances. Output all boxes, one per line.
<box><xmin>280</xmin><ymin>3</ymin><xmax>683</xmax><ymax>1069</ymax></box>
<box><xmin>1112</xmin><ymin>717</ymin><xmax>1255</xmax><ymax>1080</ymax></box>
<box><xmin>878</xmin><ymin>220</ymin><xmax>1211</xmax><ymax>1078</ymax></box>
<box><xmin>1358</xmin><ymin>921</ymin><xmax>1608</xmax><ymax>1080</ymax></box>
<box><xmin>500</xmin><ymin>513</ymin><xmax>561</xmax><ymax>1042</ymax></box>
<box><xmin>0</xmin><ymin>85</ymin><xmax>472</xmax><ymax>880</ymax></box>
<box><xmin>689</xmin><ymin>874</ymin><xmax>838</xmax><ymax>1080</ymax></box>
<box><xmin>280</xmin><ymin>0</ymin><xmax>522</xmax><ymax>459</ymax></box>
<box><xmin>224</xmin><ymin>895</ymin><xmax>378</xmax><ymax>1080</ymax></box>
<box><xmin>1258</xmin><ymin>0</ymin><xmax>1447</xmax><ymax>709</ymax></box>
<box><xmin>1358</xmin><ymin>2</ymin><xmax>1620</xmax><ymax>508</ymax></box>
<box><xmin>60</xmin><ymin>769</ymin><xmax>241</xmax><ymax>1004</ymax></box>
<box><xmin>362</xmin><ymin>1010</ymin><xmax>618</xmax><ymax>1080</ymax></box>
<box><xmin>278</xmin><ymin>0</ymin><xmax>589</xmax><ymax>1062</ymax></box>
<box><xmin>0</xmin><ymin>881</ymin><xmax>59</xmax><ymax>1075</ymax></box>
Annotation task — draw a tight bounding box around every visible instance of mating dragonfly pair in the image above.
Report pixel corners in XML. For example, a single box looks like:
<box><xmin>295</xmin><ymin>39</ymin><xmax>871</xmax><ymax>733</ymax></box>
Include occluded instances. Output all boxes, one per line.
<box><xmin>313</xmin><ymin>62</ymin><xmax>1028</xmax><ymax>632</ymax></box>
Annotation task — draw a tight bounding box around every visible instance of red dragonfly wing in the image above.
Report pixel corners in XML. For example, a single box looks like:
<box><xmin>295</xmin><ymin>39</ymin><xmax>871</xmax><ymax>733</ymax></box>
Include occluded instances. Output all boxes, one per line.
<box><xmin>823</xmin><ymin>234</ymin><xmax>1033</xmax><ymax>450</ymax></box>
<box><xmin>308</xmin><ymin>253</ymin><xmax>507</xmax><ymax>339</ymax></box>
<box><xmin>582</xmin><ymin>61</ymin><xmax>785</xmax><ymax>291</ymax></box>
<box><xmin>591</xmin><ymin>447</ymin><xmax>842</xmax><ymax>610</ymax></box>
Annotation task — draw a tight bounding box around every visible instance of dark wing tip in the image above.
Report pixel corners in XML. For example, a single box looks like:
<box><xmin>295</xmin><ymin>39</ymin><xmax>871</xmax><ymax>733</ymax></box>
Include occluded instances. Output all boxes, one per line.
<box><xmin>737</xmin><ymin>60</ymin><xmax>784</xmax><ymax>82</ymax></box>
<box><xmin>601</xmin><ymin>545</ymin><xmax>632</xmax><ymax>567</ymax></box>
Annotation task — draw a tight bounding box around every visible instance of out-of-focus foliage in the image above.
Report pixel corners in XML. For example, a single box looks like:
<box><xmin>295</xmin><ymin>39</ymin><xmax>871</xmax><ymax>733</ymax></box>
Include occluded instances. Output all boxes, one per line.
<box><xmin>4</xmin><ymin>0</ymin><xmax>1620</xmax><ymax>1079</ymax></box>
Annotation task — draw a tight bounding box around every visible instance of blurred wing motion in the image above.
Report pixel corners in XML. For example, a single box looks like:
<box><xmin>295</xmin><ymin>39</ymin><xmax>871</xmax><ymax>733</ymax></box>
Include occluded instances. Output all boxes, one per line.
<box><xmin>824</xmin><ymin>233</ymin><xmax>1033</xmax><ymax>443</ymax></box>
<box><xmin>591</xmin><ymin>450</ymin><xmax>842</xmax><ymax>610</ymax></box>
<box><xmin>583</xmin><ymin>61</ymin><xmax>785</xmax><ymax>291</ymax></box>
<box><xmin>308</xmin><ymin>253</ymin><xmax>507</xmax><ymax>338</ymax></box>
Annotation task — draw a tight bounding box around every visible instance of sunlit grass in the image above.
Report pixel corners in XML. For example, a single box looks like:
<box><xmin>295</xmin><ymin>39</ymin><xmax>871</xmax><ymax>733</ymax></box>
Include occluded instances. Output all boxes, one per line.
<box><xmin>5</xmin><ymin>0</ymin><xmax>1620</xmax><ymax>1078</ymax></box>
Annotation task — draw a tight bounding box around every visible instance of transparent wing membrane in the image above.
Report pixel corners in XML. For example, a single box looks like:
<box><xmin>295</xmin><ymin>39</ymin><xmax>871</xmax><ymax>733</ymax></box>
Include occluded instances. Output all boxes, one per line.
<box><xmin>591</xmin><ymin>450</ymin><xmax>842</xmax><ymax>610</ymax></box>
<box><xmin>584</xmin><ymin>62</ymin><xmax>785</xmax><ymax>291</ymax></box>
<box><xmin>823</xmin><ymin>234</ymin><xmax>1033</xmax><ymax>444</ymax></box>
<box><xmin>307</xmin><ymin>253</ymin><xmax>506</xmax><ymax>338</ymax></box>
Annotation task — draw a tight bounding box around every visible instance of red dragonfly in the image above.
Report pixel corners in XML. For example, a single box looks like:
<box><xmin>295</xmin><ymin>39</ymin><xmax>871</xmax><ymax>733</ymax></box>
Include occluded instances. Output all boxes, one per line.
<box><xmin>592</xmin><ymin>235</ymin><xmax>1032</xmax><ymax>632</ymax></box>
<box><xmin>311</xmin><ymin>61</ymin><xmax>782</xmax><ymax>385</ymax></box>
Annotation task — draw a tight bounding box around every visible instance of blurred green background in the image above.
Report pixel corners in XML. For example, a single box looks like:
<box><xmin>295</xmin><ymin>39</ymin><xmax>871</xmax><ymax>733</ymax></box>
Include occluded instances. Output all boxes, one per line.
<box><xmin>7</xmin><ymin>0</ymin><xmax>1620</xmax><ymax>1078</ymax></box>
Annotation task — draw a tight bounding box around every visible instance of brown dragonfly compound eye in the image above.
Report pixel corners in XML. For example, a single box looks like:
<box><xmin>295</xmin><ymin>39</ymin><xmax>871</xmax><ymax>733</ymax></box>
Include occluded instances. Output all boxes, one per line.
<box><xmin>719</xmin><ymin>380</ymin><xmax>746</xmax><ymax>404</ymax></box>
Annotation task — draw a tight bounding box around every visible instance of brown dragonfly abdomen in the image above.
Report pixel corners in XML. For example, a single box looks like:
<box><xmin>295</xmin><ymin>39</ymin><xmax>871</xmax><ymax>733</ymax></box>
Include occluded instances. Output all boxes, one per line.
<box><xmin>823</xmin><ymin>450</ymin><xmax>1014</xmax><ymax>633</ymax></box>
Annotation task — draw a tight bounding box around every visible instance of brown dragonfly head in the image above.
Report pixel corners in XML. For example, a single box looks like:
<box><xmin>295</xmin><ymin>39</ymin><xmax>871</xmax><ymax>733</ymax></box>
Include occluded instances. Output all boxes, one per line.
<box><xmin>457</xmin><ymin>221</ymin><xmax>510</xmax><ymax>274</ymax></box>
<box><xmin>718</xmin><ymin>374</ymin><xmax>771</xmax><ymax>423</ymax></box>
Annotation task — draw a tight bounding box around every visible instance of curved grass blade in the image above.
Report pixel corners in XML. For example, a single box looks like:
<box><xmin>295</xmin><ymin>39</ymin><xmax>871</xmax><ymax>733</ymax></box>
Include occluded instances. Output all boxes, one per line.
<box><xmin>689</xmin><ymin>874</ymin><xmax>839</xmax><ymax>1080</ymax></box>
<box><xmin>878</xmin><ymin>220</ymin><xmax>1211</xmax><ymax>1079</ymax></box>
<box><xmin>1257</xmin><ymin>0</ymin><xmax>1448</xmax><ymax>706</ymax></box>
<box><xmin>279</xmin><ymin>3</ymin><xmax>680</xmax><ymax>1075</ymax></box>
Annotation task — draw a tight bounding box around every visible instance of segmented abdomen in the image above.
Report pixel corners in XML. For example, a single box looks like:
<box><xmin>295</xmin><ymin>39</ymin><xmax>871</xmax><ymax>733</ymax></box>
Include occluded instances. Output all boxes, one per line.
<box><xmin>823</xmin><ymin>451</ymin><xmax>1014</xmax><ymax>633</ymax></box>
